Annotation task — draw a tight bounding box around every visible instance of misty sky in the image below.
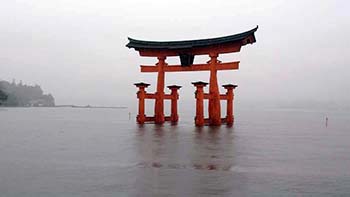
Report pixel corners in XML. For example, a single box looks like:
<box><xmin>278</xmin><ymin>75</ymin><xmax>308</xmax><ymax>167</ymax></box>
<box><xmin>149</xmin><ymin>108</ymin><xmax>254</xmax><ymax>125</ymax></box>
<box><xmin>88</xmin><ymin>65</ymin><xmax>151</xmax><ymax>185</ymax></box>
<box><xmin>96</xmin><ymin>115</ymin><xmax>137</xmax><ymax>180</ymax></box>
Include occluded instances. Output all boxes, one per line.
<box><xmin>1</xmin><ymin>0</ymin><xmax>349</xmax><ymax>107</ymax></box>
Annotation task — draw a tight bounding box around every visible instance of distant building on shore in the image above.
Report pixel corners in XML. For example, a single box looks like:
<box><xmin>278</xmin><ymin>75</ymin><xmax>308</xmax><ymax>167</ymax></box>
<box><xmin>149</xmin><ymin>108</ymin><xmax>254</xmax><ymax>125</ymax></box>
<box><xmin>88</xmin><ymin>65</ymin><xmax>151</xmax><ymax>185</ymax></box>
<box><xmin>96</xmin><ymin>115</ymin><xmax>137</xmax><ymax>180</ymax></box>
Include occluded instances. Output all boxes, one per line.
<box><xmin>0</xmin><ymin>80</ymin><xmax>55</xmax><ymax>107</ymax></box>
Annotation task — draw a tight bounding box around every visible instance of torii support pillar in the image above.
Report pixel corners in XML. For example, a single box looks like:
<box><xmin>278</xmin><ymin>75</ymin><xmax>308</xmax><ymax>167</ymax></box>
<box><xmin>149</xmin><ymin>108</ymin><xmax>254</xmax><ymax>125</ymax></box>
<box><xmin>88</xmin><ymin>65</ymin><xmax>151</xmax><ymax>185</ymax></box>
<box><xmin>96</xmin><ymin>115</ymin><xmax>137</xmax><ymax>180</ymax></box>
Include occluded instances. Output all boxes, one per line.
<box><xmin>222</xmin><ymin>84</ymin><xmax>237</xmax><ymax>125</ymax></box>
<box><xmin>167</xmin><ymin>85</ymin><xmax>181</xmax><ymax>123</ymax></box>
<box><xmin>134</xmin><ymin>82</ymin><xmax>150</xmax><ymax>124</ymax></box>
<box><xmin>192</xmin><ymin>81</ymin><xmax>208</xmax><ymax>126</ymax></box>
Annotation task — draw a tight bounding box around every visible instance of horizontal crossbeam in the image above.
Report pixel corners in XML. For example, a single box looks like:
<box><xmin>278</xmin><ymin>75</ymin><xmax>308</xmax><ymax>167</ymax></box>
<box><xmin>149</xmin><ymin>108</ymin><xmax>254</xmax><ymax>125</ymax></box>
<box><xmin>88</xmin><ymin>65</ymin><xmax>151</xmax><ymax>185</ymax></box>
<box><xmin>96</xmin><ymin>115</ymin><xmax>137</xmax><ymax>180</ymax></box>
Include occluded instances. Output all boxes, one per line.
<box><xmin>203</xmin><ymin>94</ymin><xmax>229</xmax><ymax>100</ymax></box>
<box><xmin>220</xmin><ymin>95</ymin><xmax>228</xmax><ymax>100</ymax></box>
<box><xmin>145</xmin><ymin>93</ymin><xmax>173</xmax><ymax>100</ymax></box>
<box><xmin>140</xmin><ymin>61</ymin><xmax>239</xmax><ymax>73</ymax></box>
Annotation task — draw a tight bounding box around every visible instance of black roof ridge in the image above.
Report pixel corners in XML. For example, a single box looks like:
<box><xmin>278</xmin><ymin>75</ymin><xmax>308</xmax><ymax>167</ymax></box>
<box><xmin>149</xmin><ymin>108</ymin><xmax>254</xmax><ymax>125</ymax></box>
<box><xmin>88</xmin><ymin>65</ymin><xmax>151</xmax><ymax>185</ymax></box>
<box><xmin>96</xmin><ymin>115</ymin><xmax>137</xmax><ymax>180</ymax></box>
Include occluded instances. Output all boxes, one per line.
<box><xmin>126</xmin><ymin>26</ymin><xmax>258</xmax><ymax>50</ymax></box>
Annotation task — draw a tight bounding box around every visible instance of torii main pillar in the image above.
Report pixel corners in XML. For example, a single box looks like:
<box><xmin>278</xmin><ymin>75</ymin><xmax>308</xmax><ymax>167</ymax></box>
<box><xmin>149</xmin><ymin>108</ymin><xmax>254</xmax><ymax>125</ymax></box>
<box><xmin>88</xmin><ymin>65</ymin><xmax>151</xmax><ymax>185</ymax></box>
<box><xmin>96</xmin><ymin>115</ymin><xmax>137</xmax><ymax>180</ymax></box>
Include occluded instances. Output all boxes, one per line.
<box><xmin>208</xmin><ymin>53</ymin><xmax>221</xmax><ymax>125</ymax></box>
<box><xmin>155</xmin><ymin>56</ymin><xmax>166</xmax><ymax>123</ymax></box>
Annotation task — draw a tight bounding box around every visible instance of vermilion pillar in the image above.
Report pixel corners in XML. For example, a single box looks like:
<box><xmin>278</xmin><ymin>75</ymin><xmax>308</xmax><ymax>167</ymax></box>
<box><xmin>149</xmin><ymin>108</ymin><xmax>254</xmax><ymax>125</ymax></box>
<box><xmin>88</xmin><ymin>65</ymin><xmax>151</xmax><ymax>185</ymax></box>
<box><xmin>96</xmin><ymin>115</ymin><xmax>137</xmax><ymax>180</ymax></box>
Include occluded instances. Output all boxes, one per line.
<box><xmin>155</xmin><ymin>56</ymin><xmax>166</xmax><ymax>124</ymax></box>
<box><xmin>167</xmin><ymin>85</ymin><xmax>181</xmax><ymax>123</ymax></box>
<box><xmin>208</xmin><ymin>53</ymin><xmax>221</xmax><ymax>126</ymax></box>
<box><xmin>134</xmin><ymin>82</ymin><xmax>150</xmax><ymax>124</ymax></box>
<box><xmin>192</xmin><ymin>81</ymin><xmax>208</xmax><ymax>126</ymax></box>
<box><xmin>222</xmin><ymin>84</ymin><xmax>237</xmax><ymax>125</ymax></box>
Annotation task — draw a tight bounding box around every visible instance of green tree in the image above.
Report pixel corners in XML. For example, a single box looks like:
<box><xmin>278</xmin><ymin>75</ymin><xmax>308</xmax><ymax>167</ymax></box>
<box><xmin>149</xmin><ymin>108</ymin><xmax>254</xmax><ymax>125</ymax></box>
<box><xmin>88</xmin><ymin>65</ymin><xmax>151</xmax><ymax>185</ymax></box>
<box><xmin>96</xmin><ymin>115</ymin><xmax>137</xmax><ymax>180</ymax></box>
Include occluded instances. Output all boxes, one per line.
<box><xmin>0</xmin><ymin>89</ymin><xmax>7</xmax><ymax>105</ymax></box>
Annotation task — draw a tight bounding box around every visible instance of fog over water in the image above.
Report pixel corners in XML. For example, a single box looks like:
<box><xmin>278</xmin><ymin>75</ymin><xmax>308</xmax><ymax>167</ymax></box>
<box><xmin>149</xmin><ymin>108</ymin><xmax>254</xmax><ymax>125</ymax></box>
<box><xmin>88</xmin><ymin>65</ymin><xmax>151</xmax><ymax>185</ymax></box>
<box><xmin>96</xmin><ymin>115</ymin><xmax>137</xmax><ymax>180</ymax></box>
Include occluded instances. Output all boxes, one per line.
<box><xmin>1</xmin><ymin>0</ymin><xmax>349</xmax><ymax>107</ymax></box>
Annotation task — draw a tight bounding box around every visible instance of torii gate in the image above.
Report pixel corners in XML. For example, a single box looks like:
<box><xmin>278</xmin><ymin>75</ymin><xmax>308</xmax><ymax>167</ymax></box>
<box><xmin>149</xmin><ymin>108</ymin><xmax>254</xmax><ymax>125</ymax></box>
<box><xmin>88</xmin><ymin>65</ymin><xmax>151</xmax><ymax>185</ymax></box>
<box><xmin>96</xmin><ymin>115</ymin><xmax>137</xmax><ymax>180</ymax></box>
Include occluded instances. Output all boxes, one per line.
<box><xmin>127</xmin><ymin>26</ymin><xmax>258</xmax><ymax>126</ymax></box>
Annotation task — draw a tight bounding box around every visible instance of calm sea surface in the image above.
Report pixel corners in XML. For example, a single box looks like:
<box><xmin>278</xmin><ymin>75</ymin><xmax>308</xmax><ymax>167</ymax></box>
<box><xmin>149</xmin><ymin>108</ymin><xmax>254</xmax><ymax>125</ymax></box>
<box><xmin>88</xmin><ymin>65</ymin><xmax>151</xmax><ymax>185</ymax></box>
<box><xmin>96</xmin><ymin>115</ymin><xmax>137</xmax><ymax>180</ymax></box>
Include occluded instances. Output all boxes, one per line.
<box><xmin>0</xmin><ymin>107</ymin><xmax>349</xmax><ymax>196</ymax></box>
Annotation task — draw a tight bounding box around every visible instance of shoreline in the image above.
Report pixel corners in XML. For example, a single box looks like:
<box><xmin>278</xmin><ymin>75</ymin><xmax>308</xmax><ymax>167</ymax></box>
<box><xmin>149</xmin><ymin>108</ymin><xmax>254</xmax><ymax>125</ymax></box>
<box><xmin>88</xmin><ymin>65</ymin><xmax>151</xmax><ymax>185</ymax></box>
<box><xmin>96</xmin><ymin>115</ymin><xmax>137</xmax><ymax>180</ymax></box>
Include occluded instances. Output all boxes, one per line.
<box><xmin>0</xmin><ymin>105</ymin><xmax>128</xmax><ymax>109</ymax></box>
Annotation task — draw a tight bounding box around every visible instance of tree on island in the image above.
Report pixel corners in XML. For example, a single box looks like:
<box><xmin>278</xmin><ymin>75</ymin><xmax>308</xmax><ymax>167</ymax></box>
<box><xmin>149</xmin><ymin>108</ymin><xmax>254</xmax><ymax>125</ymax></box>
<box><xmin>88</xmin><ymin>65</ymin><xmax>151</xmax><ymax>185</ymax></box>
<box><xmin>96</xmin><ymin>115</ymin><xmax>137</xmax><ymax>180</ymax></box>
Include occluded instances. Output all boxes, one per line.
<box><xmin>0</xmin><ymin>89</ymin><xmax>7</xmax><ymax>105</ymax></box>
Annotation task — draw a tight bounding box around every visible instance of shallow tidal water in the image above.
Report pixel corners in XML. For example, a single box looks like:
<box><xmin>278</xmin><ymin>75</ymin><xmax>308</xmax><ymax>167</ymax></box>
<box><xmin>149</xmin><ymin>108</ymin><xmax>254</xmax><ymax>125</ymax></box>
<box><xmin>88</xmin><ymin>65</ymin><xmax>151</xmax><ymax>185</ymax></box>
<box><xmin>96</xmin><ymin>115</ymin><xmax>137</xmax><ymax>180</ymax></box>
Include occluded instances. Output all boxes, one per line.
<box><xmin>0</xmin><ymin>107</ymin><xmax>349</xmax><ymax>196</ymax></box>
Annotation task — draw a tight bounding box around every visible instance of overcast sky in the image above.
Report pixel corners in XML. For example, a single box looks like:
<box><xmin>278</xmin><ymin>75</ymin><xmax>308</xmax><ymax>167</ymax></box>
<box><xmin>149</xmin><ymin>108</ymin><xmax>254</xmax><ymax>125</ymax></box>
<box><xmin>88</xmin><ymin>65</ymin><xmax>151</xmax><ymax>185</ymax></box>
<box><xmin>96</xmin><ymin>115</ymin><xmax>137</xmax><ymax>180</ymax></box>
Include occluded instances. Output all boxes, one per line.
<box><xmin>1</xmin><ymin>0</ymin><xmax>349</xmax><ymax>107</ymax></box>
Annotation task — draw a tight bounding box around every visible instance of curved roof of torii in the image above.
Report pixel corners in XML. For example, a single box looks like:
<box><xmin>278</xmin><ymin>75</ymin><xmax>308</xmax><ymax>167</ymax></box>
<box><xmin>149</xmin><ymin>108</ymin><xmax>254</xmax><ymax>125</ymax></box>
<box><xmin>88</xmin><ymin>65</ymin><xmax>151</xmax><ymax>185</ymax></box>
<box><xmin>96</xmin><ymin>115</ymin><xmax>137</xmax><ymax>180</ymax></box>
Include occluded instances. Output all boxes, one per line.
<box><xmin>126</xmin><ymin>26</ymin><xmax>258</xmax><ymax>51</ymax></box>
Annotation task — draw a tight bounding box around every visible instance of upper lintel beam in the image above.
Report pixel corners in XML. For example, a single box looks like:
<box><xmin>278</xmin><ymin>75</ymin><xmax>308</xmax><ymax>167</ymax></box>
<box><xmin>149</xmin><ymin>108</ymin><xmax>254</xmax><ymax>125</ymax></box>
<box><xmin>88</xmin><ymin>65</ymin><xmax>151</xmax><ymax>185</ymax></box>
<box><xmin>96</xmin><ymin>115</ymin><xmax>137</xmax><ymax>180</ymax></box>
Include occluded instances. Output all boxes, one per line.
<box><xmin>138</xmin><ymin>43</ymin><xmax>242</xmax><ymax>57</ymax></box>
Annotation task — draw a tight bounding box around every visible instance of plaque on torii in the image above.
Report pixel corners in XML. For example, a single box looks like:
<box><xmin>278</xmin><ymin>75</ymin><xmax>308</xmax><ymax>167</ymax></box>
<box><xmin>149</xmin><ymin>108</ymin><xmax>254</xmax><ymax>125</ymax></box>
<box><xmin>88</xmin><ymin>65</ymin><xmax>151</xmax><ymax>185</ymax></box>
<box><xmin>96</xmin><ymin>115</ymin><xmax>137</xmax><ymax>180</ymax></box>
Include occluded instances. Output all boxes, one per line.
<box><xmin>127</xmin><ymin>26</ymin><xmax>258</xmax><ymax>126</ymax></box>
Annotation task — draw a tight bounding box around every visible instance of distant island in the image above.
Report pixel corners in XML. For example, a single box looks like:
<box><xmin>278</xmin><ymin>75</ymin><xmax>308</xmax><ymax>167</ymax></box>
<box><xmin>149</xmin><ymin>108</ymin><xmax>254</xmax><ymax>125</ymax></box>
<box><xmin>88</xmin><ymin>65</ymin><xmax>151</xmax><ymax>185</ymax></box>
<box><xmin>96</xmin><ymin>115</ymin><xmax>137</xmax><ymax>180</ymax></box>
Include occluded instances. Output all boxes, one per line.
<box><xmin>55</xmin><ymin>105</ymin><xmax>127</xmax><ymax>109</ymax></box>
<box><xmin>0</xmin><ymin>80</ymin><xmax>55</xmax><ymax>107</ymax></box>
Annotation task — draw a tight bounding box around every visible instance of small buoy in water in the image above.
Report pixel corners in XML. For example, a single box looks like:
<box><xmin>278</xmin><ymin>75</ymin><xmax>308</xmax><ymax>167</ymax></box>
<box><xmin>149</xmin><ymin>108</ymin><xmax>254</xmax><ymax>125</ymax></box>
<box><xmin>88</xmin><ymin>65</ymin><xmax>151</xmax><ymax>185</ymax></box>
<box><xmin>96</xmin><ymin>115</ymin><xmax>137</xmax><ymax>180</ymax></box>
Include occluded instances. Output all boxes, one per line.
<box><xmin>326</xmin><ymin>116</ymin><xmax>328</xmax><ymax>127</ymax></box>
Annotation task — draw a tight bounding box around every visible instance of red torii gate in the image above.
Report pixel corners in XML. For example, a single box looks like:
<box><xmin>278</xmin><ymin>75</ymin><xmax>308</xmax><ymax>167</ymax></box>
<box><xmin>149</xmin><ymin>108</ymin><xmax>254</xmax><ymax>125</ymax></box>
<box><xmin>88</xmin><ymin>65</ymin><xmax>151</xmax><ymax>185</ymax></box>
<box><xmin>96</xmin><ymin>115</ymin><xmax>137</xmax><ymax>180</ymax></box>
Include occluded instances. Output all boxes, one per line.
<box><xmin>127</xmin><ymin>26</ymin><xmax>258</xmax><ymax>126</ymax></box>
